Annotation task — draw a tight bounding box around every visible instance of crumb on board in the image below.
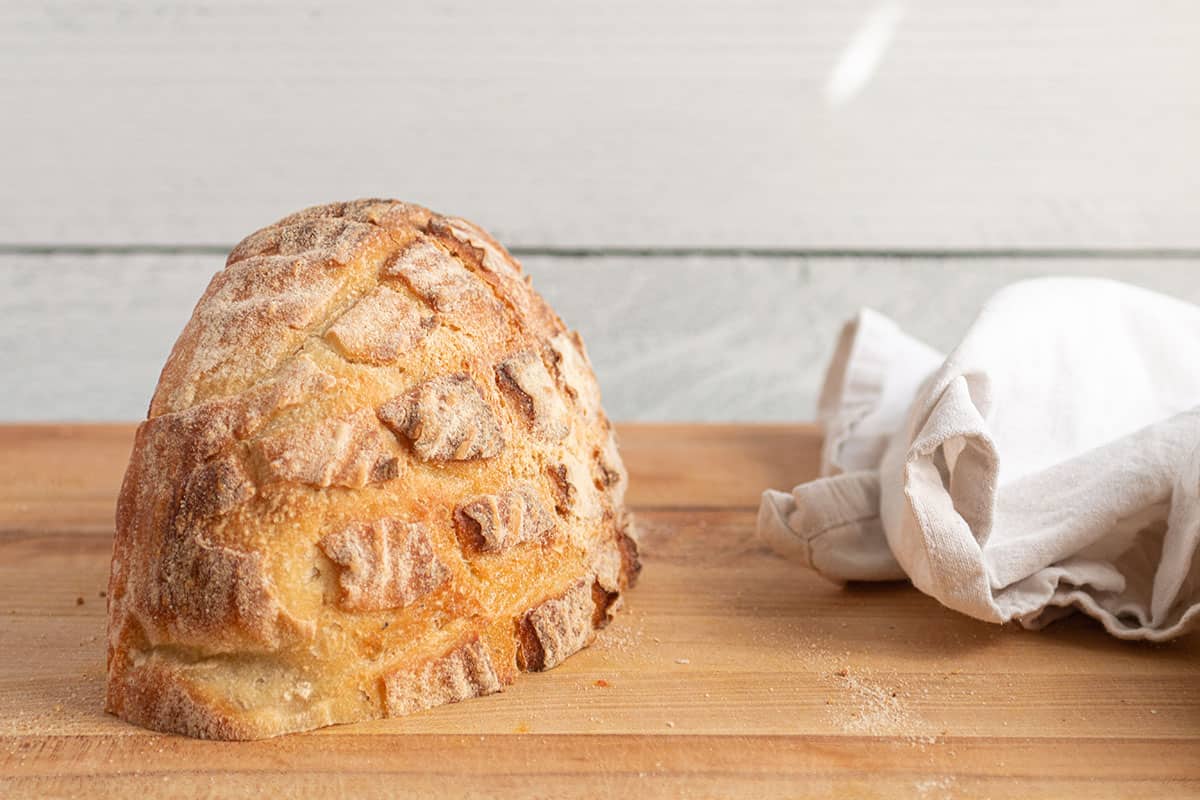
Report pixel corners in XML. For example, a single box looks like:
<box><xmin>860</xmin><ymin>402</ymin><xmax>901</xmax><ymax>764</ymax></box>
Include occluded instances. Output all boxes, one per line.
<box><xmin>914</xmin><ymin>775</ymin><xmax>958</xmax><ymax>799</ymax></box>
<box><xmin>592</xmin><ymin>609</ymin><xmax>645</xmax><ymax>655</ymax></box>
<box><xmin>794</xmin><ymin>636</ymin><xmax>938</xmax><ymax>746</ymax></box>
<box><xmin>830</xmin><ymin>668</ymin><xmax>936</xmax><ymax>744</ymax></box>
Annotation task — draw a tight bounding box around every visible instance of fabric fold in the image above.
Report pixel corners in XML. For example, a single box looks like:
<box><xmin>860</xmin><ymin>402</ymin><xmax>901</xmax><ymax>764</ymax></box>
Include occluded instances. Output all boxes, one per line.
<box><xmin>759</xmin><ymin>472</ymin><xmax>905</xmax><ymax>583</ymax></box>
<box><xmin>759</xmin><ymin>277</ymin><xmax>1200</xmax><ymax>640</ymax></box>
<box><xmin>817</xmin><ymin>308</ymin><xmax>944</xmax><ymax>477</ymax></box>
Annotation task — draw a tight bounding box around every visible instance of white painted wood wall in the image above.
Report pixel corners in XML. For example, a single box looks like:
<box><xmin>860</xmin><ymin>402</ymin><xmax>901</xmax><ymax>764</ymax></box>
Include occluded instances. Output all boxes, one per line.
<box><xmin>4</xmin><ymin>1</ymin><xmax>1199</xmax><ymax>420</ymax></box>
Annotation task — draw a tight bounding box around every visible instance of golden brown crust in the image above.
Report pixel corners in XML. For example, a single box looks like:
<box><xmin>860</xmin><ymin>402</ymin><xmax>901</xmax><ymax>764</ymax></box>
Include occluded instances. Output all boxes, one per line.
<box><xmin>515</xmin><ymin>578</ymin><xmax>613</xmax><ymax>672</ymax></box>
<box><xmin>256</xmin><ymin>408</ymin><xmax>401</xmax><ymax>488</ymax></box>
<box><xmin>106</xmin><ymin>657</ymin><xmax>257</xmax><ymax>741</ymax></box>
<box><xmin>107</xmin><ymin>199</ymin><xmax>638</xmax><ymax>740</ymax></box>
<box><xmin>377</xmin><ymin>374</ymin><xmax>506</xmax><ymax>463</ymax></box>
<box><xmin>324</xmin><ymin>284</ymin><xmax>436</xmax><ymax>365</ymax></box>
<box><xmin>548</xmin><ymin>332</ymin><xmax>602</xmax><ymax>414</ymax></box>
<box><xmin>454</xmin><ymin>486</ymin><xmax>557</xmax><ymax>555</ymax></box>
<box><xmin>319</xmin><ymin>518</ymin><xmax>449</xmax><ymax>612</ymax></box>
<box><xmin>546</xmin><ymin>452</ymin><xmax>602</xmax><ymax>522</ymax></box>
<box><xmin>382</xmin><ymin>634</ymin><xmax>503</xmax><ymax>716</ymax></box>
<box><xmin>382</xmin><ymin>238</ymin><xmax>500</xmax><ymax>320</ymax></box>
<box><xmin>496</xmin><ymin>350</ymin><xmax>572</xmax><ymax>442</ymax></box>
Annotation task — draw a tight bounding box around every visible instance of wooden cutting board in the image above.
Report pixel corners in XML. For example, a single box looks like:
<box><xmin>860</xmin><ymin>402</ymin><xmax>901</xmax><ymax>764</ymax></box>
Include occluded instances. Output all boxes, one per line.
<box><xmin>1</xmin><ymin>424</ymin><xmax>1197</xmax><ymax>798</ymax></box>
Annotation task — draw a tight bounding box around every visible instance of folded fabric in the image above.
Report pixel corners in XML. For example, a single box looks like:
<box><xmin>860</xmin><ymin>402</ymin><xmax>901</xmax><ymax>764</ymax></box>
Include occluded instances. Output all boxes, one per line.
<box><xmin>759</xmin><ymin>278</ymin><xmax>1200</xmax><ymax>640</ymax></box>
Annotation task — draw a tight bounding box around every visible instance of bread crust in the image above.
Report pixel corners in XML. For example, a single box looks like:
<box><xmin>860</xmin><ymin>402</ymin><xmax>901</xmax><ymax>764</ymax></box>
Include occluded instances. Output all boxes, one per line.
<box><xmin>106</xmin><ymin>200</ymin><xmax>638</xmax><ymax>739</ymax></box>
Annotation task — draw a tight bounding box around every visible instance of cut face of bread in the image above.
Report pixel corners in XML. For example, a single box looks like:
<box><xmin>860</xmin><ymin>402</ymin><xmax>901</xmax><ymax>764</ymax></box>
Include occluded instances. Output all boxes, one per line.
<box><xmin>106</xmin><ymin>199</ymin><xmax>639</xmax><ymax>740</ymax></box>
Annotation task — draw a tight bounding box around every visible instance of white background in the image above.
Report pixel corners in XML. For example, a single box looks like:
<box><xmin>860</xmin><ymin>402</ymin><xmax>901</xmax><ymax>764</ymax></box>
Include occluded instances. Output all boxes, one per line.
<box><xmin>4</xmin><ymin>1</ymin><xmax>1199</xmax><ymax>420</ymax></box>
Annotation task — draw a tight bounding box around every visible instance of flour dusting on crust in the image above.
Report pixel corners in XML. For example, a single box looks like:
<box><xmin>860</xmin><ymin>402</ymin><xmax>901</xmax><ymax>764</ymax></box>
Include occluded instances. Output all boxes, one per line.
<box><xmin>107</xmin><ymin>199</ymin><xmax>638</xmax><ymax>740</ymax></box>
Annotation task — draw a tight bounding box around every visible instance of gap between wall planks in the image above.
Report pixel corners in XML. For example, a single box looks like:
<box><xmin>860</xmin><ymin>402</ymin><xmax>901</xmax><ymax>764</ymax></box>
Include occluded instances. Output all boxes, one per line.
<box><xmin>3</xmin><ymin>1</ymin><xmax>1200</xmax><ymax>249</ymax></box>
<box><xmin>0</xmin><ymin>424</ymin><xmax>1197</xmax><ymax>799</ymax></box>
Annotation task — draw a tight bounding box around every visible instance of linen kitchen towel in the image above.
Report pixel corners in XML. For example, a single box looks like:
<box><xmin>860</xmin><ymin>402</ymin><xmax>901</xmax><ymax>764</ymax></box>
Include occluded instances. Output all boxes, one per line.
<box><xmin>759</xmin><ymin>278</ymin><xmax>1200</xmax><ymax>640</ymax></box>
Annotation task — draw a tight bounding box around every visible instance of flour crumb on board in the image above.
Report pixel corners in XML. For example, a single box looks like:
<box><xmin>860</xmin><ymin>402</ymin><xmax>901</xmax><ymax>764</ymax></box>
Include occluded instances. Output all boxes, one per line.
<box><xmin>914</xmin><ymin>775</ymin><xmax>957</xmax><ymax>799</ymax></box>
<box><xmin>593</xmin><ymin>608</ymin><xmax>645</xmax><ymax>655</ymax></box>
<box><xmin>0</xmin><ymin>659</ymin><xmax>106</xmax><ymax>737</ymax></box>
<box><xmin>793</xmin><ymin>634</ymin><xmax>938</xmax><ymax>746</ymax></box>
<box><xmin>832</xmin><ymin>668</ymin><xmax>936</xmax><ymax>744</ymax></box>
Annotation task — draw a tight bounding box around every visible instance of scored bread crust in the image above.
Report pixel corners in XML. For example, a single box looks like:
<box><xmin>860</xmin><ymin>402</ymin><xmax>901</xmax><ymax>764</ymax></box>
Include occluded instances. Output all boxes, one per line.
<box><xmin>105</xmin><ymin>199</ymin><xmax>640</xmax><ymax>740</ymax></box>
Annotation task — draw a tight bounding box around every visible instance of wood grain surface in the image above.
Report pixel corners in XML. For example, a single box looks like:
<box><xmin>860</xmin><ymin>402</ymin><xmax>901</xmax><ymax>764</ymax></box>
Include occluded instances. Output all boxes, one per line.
<box><xmin>1</xmin><ymin>424</ymin><xmax>1197</xmax><ymax>798</ymax></box>
<box><xmin>4</xmin><ymin>1</ymin><xmax>1200</xmax><ymax>250</ymax></box>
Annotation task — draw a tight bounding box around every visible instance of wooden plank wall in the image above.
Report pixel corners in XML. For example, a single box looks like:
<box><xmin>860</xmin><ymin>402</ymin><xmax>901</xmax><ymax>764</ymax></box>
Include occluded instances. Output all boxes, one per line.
<box><xmin>4</xmin><ymin>1</ymin><xmax>1199</xmax><ymax>420</ymax></box>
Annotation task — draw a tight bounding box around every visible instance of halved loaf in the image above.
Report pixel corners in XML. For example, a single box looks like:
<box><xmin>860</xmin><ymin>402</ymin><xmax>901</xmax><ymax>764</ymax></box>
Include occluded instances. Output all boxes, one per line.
<box><xmin>105</xmin><ymin>200</ymin><xmax>639</xmax><ymax>740</ymax></box>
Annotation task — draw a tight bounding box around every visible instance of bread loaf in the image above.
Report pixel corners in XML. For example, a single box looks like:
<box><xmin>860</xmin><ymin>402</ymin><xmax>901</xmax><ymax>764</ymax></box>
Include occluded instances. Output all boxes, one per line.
<box><xmin>104</xmin><ymin>200</ymin><xmax>639</xmax><ymax>740</ymax></box>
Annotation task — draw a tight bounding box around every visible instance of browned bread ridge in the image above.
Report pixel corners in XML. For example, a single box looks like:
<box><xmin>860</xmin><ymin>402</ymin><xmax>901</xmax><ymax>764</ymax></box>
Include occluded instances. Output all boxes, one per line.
<box><xmin>105</xmin><ymin>200</ymin><xmax>639</xmax><ymax>739</ymax></box>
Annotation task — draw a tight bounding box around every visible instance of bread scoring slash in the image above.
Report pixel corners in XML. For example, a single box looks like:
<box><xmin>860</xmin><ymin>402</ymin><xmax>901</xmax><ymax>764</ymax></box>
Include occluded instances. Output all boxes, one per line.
<box><xmin>105</xmin><ymin>200</ymin><xmax>639</xmax><ymax>740</ymax></box>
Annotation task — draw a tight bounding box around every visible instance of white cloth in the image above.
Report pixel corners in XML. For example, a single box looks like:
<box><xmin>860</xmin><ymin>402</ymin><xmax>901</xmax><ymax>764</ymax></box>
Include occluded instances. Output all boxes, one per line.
<box><xmin>758</xmin><ymin>278</ymin><xmax>1200</xmax><ymax>640</ymax></box>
